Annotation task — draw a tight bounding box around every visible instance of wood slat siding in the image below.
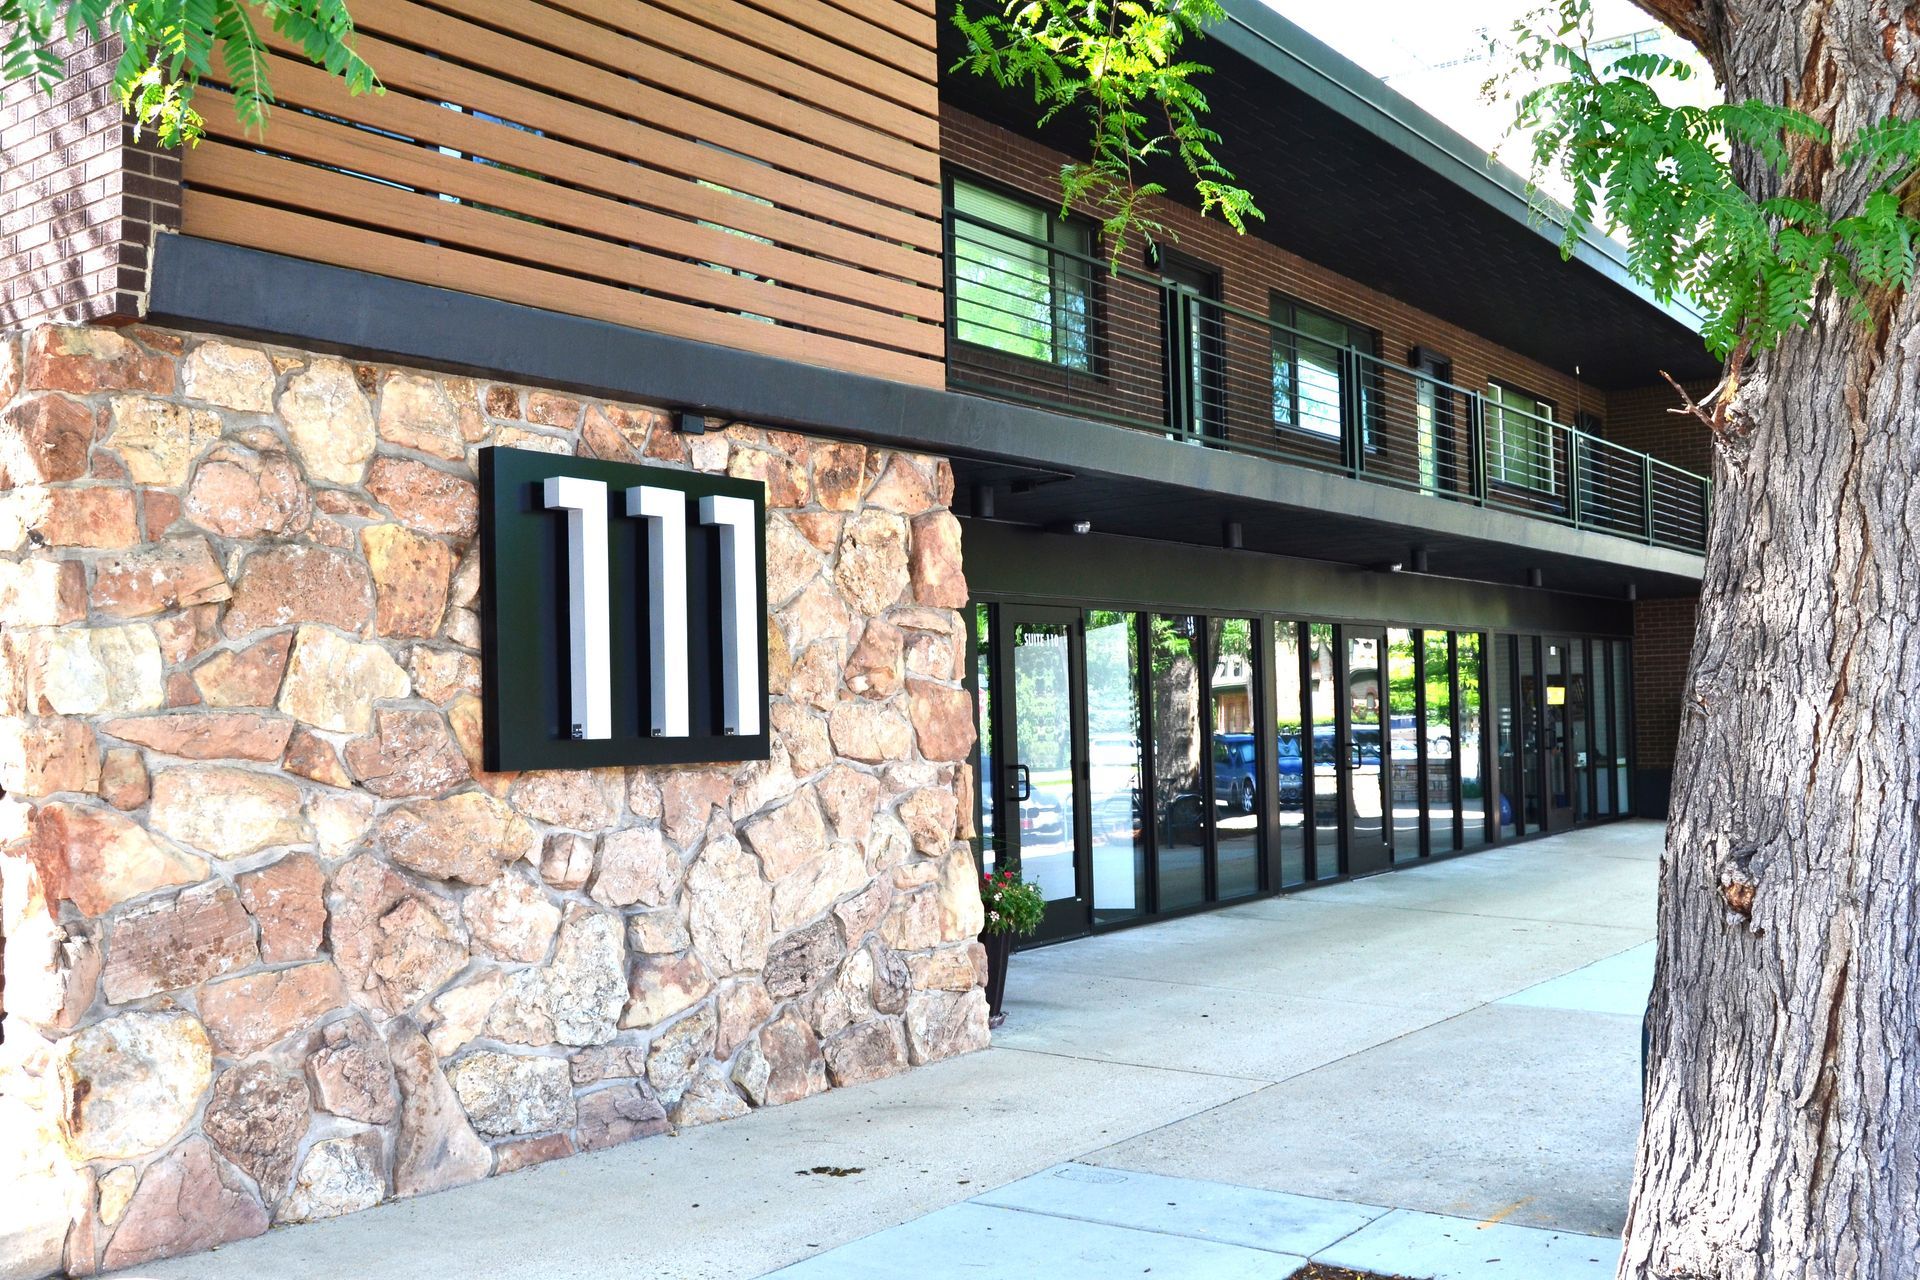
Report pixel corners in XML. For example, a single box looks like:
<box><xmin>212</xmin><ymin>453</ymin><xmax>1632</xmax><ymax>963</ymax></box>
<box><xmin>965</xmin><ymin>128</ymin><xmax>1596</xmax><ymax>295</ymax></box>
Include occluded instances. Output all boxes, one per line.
<box><xmin>181</xmin><ymin>0</ymin><xmax>943</xmax><ymax>386</ymax></box>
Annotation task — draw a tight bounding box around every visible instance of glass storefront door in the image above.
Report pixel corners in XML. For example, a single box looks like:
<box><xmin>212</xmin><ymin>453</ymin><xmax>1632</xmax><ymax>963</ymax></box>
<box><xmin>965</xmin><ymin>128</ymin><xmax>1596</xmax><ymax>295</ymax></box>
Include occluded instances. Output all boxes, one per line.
<box><xmin>1211</xmin><ymin>617</ymin><xmax>1262</xmax><ymax>900</ymax></box>
<box><xmin>1151</xmin><ymin>614</ymin><xmax>1208</xmax><ymax>911</ymax></box>
<box><xmin>1344</xmin><ymin>629</ymin><xmax>1392</xmax><ymax>876</ymax></box>
<box><xmin>1387</xmin><ymin>628</ymin><xmax>1422</xmax><ymax>863</ymax></box>
<box><xmin>1544</xmin><ymin>639</ymin><xmax>1575</xmax><ymax>829</ymax></box>
<box><xmin>1086</xmin><ymin>610</ymin><xmax>1148</xmax><ymax>926</ymax></box>
<box><xmin>998</xmin><ymin>607</ymin><xmax>1090</xmax><ymax>941</ymax></box>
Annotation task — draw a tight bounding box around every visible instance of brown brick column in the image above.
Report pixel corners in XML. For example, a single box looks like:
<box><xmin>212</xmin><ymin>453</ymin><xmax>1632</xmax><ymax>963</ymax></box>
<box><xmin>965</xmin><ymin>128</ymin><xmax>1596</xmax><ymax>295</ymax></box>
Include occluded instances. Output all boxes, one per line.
<box><xmin>1</xmin><ymin>29</ymin><xmax>181</xmax><ymax>330</ymax></box>
<box><xmin>1631</xmin><ymin>596</ymin><xmax>1699</xmax><ymax>818</ymax></box>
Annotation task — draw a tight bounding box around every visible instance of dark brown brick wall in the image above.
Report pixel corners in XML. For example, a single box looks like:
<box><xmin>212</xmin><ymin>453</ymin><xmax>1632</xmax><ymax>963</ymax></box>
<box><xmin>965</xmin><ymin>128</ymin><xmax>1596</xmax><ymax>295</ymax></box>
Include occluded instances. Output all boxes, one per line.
<box><xmin>1</xmin><ymin>29</ymin><xmax>179</xmax><ymax>329</ymax></box>
<box><xmin>1602</xmin><ymin>380</ymin><xmax>1715</xmax><ymax>476</ymax></box>
<box><xmin>1631</xmin><ymin>595</ymin><xmax>1698</xmax><ymax>815</ymax></box>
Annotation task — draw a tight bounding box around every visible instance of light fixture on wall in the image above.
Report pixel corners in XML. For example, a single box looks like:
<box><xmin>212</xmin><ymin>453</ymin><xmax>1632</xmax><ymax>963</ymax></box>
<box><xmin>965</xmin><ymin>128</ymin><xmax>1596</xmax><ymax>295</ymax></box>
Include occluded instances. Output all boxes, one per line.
<box><xmin>1411</xmin><ymin>545</ymin><xmax>1430</xmax><ymax>573</ymax></box>
<box><xmin>1528</xmin><ymin>567</ymin><xmax>1545</xmax><ymax>588</ymax></box>
<box><xmin>675</xmin><ymin>409</ymin><xmax>707</xmax><ymax>435</ymax></box>
<box><xmin>1223</xmin><ymin>520</ymin><xmax>1244</xmax><ymax>550</ymax></box>
<box><xmin>1046</xmin><ymin>519</ymin><xmax>1093</xmax><ymax>536</ymax></box>
<box><xmin>972</xmin><ymin>483</ymin><xmax>996</xmax><ymax>519</ymax></box>
<box><xmin>1626</xmin><ymin>581</ymin><xmax>1639</xmax><ymax>601</ymax></box>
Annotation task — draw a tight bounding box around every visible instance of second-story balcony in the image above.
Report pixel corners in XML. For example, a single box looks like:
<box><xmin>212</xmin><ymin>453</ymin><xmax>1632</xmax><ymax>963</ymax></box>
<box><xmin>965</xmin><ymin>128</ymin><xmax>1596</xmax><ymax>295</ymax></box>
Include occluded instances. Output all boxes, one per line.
<box><xmin>942</xmin><ymin>204</ymin><xmax>1712</xmax><ymax>557</ymax></box>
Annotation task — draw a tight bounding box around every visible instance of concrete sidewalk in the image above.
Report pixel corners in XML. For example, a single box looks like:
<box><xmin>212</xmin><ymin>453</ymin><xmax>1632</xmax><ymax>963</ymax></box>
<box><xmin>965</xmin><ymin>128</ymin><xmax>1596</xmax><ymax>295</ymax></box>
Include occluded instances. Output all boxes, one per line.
<box><xmin>130</xmin><ymin>821</ymin><xmax>1659</xmax><ymax>1280</ymax></box>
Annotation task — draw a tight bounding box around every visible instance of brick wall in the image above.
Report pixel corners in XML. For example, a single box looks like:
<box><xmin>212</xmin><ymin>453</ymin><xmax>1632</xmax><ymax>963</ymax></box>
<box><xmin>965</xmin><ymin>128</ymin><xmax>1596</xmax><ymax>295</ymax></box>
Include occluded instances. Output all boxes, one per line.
<box><xmin>1602</xmin><ymin>381</ymin><xmax>1715</xmax><ymax>476</ymax></box>
<box><xmin>1631</xmin><ymin>595</ymin><xmax>1698</xmax><ymax>816</ymax></box>
<box><xmin>0</xmin><ymin>30</ymin><xmax>179</xmax><ymax>330</ymax></box>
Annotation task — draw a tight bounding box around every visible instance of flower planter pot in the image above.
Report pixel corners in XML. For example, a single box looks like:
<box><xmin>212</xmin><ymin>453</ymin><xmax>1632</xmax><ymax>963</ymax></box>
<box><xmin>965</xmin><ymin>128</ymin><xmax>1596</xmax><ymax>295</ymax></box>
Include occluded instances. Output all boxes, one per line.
<box><xmin>981</xmin><ymin>929</ymin><xmax>1015</xmax><ymax>1025</ymax></box>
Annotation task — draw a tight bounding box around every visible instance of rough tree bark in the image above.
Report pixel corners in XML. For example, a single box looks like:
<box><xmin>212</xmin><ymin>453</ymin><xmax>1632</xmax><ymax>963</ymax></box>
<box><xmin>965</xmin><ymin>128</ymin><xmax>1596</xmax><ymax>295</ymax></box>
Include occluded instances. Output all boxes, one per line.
<box><xmin>1621</xmin><ymin>3</ymin><xmax>1920</xmax><ymax>1278</ymax></box>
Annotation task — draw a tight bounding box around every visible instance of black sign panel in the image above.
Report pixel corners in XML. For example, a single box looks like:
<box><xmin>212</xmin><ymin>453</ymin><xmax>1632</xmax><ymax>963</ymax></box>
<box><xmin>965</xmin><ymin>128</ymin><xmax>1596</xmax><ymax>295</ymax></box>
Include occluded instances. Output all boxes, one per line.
<box><xmin>479</xmin><ymin>446</ymin><xmax>770</xmax><ymax>771</ymax></box>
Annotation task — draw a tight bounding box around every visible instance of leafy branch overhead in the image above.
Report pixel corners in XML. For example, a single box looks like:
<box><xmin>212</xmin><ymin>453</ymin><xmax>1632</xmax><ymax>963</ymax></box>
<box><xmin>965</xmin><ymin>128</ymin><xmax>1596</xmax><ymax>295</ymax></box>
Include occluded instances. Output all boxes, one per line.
<box><xmin>1</xmin><ymin>0</ymin><xmax>379</xmax><ymax>146</ymax></box>
<box><xmin>952</xmin><ymin>0</ymin><xmax>1261</xmax><ymax>265</ymax></box>
<box><xmin>1500</xmin><ymin>0</ymin><xmax>1920</xmax><ymax>428</ymax></box>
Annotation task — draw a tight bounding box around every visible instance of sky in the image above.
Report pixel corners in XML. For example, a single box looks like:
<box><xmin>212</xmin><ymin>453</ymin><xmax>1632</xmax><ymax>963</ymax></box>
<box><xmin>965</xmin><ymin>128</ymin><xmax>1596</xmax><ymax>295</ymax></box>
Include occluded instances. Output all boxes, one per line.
<box><xmin>1265</xmin><ymin>0</ymin><xmax>1715</xmax><ymax>207</ymax></box>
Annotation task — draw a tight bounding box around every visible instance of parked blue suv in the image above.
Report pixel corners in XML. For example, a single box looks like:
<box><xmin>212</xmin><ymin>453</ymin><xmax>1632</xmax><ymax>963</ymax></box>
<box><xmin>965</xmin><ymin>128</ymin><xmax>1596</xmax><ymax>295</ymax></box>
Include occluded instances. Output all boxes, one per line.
<box><xmin>1212</xmin><ymin>733</ymin><xmax>1309</xmax><ymax>812</ymax></box>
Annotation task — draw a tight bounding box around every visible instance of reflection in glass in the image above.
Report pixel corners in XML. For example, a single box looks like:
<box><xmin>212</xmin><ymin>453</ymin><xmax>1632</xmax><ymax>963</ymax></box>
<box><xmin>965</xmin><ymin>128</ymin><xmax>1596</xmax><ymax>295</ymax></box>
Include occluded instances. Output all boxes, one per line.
<box><xmin>1346</xmin><ymin>631</ymin><xmax>1388</xmax><ymax>858</ymax></box>
<box><xmin>1611</xmin><ymin>641</ymin><xmax>1633</xmax><ymax>814</ymax></box>
<box><xmin>1152</xmin><ymin>615</ymin><xmax>1207</xmax><ymax>910</ymax></box>
<box><xmin>1570</xmin><ymin>640</ymin><xmax>1591</xmax><ymax>820</ymax></box>
<box><xmin>1388</xmin><ymin>629</ymin><xmax>1422</xmax><ymax>863</ymax></box>
<box><xmin>1087</xmin><ymin>611</ymin><xmax>1146</xmax><ymax>925</ymax></box>
<box><xmin>1273</xmin><ymin>621</ymin><xmax>1308</xmax><ymax>886</ymax></box>
<box><xmin>1591</xmin><ymin>644</ymin><xmax>1614</xmax><ymax>817</ymax></box>
<box><xmin>1457</xmin><ymin>633</ymin><xmax>1488</xmax><ymax>849</ymax></box>
<box><xmin>1011</xmin><ymin>618</ymin><xmax>1078</xmax><ymax>902</ymax></box>
<box><xmin>975</xmin><ymin>605</ymin><xmax>996</xmax><ymax>875</ymax></box>
<box><xmin>1423</xmin><ymin>631</ymin><xmax>1457</xmax><ymax>854</ymax></box>
<box><xmin>1520</xmin><ymin>637</ymin><xmax>1543</xmax><ymax>832</ymax></box>
<box><xmin>1212</xmin><ymin>618</ymin><xmax>1260</xmax><ymax>900</ymax></box>
<box><xmin>1494</xmin><ymin>634</ymin><xmax>1520</xmax><ymax>839</ymax></box>
<box><xmin>1544</xmin><ymin>639</ymin><xmax>1570</xmax><ymax>824</ymax></box>
<box><xmin>1309</xmin><ymin>623</ymin><xmax>1341</xmax><ymax>878</ymax></box>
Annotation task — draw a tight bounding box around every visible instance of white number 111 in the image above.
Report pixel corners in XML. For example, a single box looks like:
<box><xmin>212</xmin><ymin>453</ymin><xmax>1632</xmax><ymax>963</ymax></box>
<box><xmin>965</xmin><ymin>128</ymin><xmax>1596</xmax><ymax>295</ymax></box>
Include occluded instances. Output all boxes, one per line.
<box><xmin>542</xmin><ymin>478</ymin><xmax>759</xmax><ymax>741</ymax></box>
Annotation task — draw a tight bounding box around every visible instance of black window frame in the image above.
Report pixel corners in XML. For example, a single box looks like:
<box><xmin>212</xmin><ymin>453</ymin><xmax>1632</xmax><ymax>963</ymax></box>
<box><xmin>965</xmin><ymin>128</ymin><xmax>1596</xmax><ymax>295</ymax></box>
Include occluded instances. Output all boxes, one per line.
<box><xmin>946</xmin><ymin>173</ymin><xmax>1101</xmax><ymax>374</ymax></box>
<box><xmin>1269</xmin><ymin>294</ymin><xmax>1380</xmax><ymax>452</ymax></box>
<box><xmin>1484</xmin><ymin>378</ymin><xmax>1561</xmax><ymax>496</ymax></box>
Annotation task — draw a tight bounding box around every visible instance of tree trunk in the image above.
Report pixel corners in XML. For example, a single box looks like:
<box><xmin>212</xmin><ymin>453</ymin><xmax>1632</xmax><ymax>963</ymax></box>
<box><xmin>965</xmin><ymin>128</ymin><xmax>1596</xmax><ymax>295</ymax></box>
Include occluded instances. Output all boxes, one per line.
<box><xmin>1622</xmin><ymin>8</ymin><xmax>1920</xmax><ymax>1277</ymax></box>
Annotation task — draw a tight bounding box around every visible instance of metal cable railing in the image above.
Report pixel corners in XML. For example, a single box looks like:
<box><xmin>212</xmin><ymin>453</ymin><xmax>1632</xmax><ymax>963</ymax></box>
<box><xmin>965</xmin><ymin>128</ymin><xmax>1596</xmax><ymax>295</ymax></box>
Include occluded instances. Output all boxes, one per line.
<box><xmin>943</xmin><ymin>206</ymin><xmax>1713</xmax><ymax>555</ymax></box>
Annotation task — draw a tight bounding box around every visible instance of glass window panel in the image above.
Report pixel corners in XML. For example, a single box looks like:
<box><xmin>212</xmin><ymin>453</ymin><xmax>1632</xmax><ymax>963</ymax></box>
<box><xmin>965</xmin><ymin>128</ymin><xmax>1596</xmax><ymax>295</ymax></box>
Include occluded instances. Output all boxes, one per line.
<box><xmin>1296</xmin><ymin>339</ymin><xmax>1344</xmax><ymax>437</ymax></box>
<box><xmin>1457</xmin><ymin>633</ymin><xmax>1489</xmax><ymax>849</ymax></box>
<box><xmin>1612</xmin><ymin>641</ymin><xmax>1634</xmax><ymax>814</ymax></box>
<box><xmin>1087</xmin><ymin>610</ymin><xmax>1147</xmax><ymax>926</ymax></box>
<box><xmin>1309</xmin><ymin>623</ymin><xmax>1341</xmax><ymax>878</ymax></box>
<box><xmin>1152</xmin><ymin>615</ymin><xmax>1207</xmax><ymax>911</ymax></box>
<box><xmin>1569</xmin><ymin>641</ymin><xmax>1591</xmax><ymax>821</ymax></box>
<box><xmin>1493</xmin><ymin>634</ymin><xmax>1520</xmax><ymax>840</ymax></box>
<box><xmin>1212</xmin><ymin>618</ymin><xmax>1261</xmax><ymax>900</ymax></box>
<box><xmin>1424</xmin><ymin>631</ymin><xmax>1458</xmax><ymax>854</ymax></box>
<box><xmin>1273</xmin><ymin>621</ymin><xmax>1308</xmax><ymax>887</ymax></box>
<box><xmin>1591</xmin><ymin>645</ymin><xmax>1615</xmax><ymax>817</ymax></box>
<box><xmin>952</xmin><ymin>180</ymin><xmax>1090</xmax><ymax>369</ymax></box>
<box><xmin>1388</xmin><ymin>629</ymin><xmax>1422</xmax><ymax>863</ymax></box>
<box><xmin>1520</xmin><ymin>637</ymin><xmax>1544</xmax><ymax>832</ymax></box>
<box><xmin>974</xmin><ymin>605</ymin><xmax>997</xmax><ymax>875</ymax></box>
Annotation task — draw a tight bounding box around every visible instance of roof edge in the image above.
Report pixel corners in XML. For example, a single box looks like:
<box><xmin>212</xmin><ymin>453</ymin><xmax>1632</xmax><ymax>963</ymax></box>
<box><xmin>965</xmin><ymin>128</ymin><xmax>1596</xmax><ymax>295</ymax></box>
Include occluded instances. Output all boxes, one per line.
<box><xmin>1215</xmin><ymin>1</ymin><xmax>1707</xmax><ymax>335</ymax></box>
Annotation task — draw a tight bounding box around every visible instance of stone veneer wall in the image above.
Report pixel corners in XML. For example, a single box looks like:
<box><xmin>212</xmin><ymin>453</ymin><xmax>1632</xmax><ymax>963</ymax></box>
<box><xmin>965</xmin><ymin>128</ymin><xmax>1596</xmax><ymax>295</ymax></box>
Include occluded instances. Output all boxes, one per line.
<box><xmin>0</xmin><ymin>324</ymin><xmax>987</xmax><ymax>1278</ymax></box>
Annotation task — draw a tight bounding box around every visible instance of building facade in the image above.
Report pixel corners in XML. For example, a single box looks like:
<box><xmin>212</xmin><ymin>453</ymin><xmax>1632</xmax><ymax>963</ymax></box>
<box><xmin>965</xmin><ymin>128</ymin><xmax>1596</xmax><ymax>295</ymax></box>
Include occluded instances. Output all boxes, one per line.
<box><xmin>0</xmin><ymin>2</ymin><xmax>1711</xmax><ymax>1274</ymax></box>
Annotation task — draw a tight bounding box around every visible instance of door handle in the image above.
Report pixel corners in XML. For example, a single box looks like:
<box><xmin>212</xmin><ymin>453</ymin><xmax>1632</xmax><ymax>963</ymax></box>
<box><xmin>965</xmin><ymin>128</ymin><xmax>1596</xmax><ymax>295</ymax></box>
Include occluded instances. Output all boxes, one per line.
<box><xmin>1011</xmin><ymin>763</ymin><xmax>1032</xmax><ymax>802</ymax></box>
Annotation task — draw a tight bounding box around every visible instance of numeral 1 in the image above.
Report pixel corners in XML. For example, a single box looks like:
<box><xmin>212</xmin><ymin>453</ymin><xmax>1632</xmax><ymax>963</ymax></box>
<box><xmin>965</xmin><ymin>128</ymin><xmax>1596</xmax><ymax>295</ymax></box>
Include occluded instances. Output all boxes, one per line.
<box><xmin>543</xmin><ymin>476</ymin><xmax>612</xmax><ymax>740</ymax></box>
<box><xmin>626</xmin><ymin>485</ymin><xmax>690</xmax><ymax>738</ymax></box>
<box><xmin>700</xmin><ymin>494</ymin><xmax>760</xmax><ymax>737</ymax></box>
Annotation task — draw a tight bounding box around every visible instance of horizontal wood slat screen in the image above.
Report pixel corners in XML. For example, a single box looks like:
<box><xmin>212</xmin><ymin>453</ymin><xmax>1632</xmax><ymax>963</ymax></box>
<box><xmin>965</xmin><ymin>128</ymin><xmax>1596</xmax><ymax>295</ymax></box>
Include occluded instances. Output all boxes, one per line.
<box><xmin>181</xmin><ymin>0</ymin><xmax>944</xmax><ymax>386</ymax></box>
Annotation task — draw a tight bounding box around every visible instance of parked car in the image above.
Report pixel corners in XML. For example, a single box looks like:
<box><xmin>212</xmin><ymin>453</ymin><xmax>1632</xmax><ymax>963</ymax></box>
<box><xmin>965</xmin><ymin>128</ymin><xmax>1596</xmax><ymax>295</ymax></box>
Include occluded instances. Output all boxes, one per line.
<box><xmin>1212</xmin><ymin>734</ymin><xmax>1259</xmax><ymax>814</ymax></box>
<box><xmin>1276</xmin><ymin>732</ymin><xmax>1305</xmax><ymax>806</ymax></box>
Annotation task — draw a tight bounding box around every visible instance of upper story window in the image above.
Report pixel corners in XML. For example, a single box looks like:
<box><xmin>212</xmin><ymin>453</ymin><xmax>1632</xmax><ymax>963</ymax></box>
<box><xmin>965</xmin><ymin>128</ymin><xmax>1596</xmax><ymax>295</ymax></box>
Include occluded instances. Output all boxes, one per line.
<box><xmin>950</xmin><ymin>179</ymin><xmax>1094</xmax><ymax>370</ymax></box>
<box><xmin>1271</xmin><ymin>297</ymin><xmax>1374</xmax><ymax>439</ymax></box>
<box><xmin>1485</xmin><ymin>381</ymin><xmax>1558</xmax><ymax>492</ymax></box>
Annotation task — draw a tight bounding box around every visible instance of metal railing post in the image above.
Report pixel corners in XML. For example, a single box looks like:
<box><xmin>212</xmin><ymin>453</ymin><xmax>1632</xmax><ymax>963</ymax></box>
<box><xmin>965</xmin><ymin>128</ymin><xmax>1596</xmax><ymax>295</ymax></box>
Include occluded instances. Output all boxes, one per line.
<box><xmin>1566</xmin><ymin>427</ymin><xmax>1581</xmax><ymax>527</ymax></box>
<box><xmin>1468</xmin><ymin>393</ymin><xmax>1487</xmax><ymax>505</ymax></box>
<box><xmin>1641</xmin><ymin>455</ymin><xmax>1655</xmax><ymax>544</ymax></box>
